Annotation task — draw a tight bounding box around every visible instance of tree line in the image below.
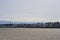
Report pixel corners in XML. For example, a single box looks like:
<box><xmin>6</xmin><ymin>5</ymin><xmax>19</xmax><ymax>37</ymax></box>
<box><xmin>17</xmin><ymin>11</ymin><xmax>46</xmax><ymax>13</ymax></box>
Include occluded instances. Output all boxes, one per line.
<box><xmin>0</xmin><ymin>22</ymin><xmax>60</xmax><ymax>28</ymax></box>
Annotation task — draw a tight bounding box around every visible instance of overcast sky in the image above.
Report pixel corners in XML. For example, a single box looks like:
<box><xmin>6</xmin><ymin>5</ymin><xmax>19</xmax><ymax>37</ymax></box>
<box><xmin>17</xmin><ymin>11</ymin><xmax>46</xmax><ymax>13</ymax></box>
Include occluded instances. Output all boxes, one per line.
<box><xmin>0</xmin><ymin>0</ymin><xmax>60</xmax><ymax>22</ymax></box>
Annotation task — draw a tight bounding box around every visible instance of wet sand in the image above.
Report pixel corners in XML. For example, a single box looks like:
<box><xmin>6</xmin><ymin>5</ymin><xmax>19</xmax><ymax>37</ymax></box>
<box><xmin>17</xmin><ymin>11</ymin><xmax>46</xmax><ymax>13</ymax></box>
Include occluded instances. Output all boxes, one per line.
<box><xmin>0</xmin><ymin>28</ymin><xmax>60</xmax><ymax>40</ymax></box>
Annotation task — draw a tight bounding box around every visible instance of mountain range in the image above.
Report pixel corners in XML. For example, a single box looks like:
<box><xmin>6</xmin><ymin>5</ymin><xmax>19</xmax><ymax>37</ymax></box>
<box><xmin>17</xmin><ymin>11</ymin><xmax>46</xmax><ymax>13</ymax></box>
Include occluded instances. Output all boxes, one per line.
<box><xmin>0</xmin><ymin>20</ymin><xmax>45</xmax><ymax>24</ymax></box>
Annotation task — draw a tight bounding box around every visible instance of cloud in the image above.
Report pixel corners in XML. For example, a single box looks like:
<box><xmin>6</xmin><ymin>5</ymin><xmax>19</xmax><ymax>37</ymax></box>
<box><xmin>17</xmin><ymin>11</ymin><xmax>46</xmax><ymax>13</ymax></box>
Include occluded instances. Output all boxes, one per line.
<box><xmin>0</xmin><ymin>0</ymin><xmax>60</xmax><ymax>22</ymax></box>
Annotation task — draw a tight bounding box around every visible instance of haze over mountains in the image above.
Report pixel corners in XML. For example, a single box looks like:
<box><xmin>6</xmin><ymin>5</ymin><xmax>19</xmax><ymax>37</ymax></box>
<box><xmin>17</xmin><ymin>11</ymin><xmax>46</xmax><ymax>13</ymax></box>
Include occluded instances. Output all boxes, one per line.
<box><xmin>0</xmin><ymin>20</ymin><xmax>45</xmax><ymax>24</ymax></box>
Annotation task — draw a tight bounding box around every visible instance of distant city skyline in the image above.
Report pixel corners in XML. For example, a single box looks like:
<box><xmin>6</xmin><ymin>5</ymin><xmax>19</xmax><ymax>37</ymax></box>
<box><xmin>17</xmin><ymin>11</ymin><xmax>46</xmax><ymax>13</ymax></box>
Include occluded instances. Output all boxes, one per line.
<box><xmin>0</xmin><ymin>0</ymin><xmax>60</xmax><ymax>22</ymax></box>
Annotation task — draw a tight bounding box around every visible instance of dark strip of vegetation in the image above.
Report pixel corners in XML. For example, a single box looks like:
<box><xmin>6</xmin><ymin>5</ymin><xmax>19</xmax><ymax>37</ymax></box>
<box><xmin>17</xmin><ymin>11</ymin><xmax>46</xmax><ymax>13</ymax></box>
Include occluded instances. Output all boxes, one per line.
<box><xmin>0</xmin><ymin>22</ymin><xmax>60</xmax><ymax>28</ymax></box>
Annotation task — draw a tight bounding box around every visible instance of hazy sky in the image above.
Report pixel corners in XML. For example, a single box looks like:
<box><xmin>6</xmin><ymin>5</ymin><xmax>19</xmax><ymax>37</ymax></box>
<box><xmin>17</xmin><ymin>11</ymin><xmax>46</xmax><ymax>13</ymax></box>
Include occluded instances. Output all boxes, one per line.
<box><xmin>0</xmin><ymin>0</ymin><xmax>60</xmax><ymax>22</ymax></box>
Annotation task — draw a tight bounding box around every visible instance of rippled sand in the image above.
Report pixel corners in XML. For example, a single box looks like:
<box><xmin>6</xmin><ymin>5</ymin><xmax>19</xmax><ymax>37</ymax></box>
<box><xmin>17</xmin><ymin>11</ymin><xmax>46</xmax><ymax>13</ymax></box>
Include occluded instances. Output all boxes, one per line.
<box><xmin>0</xmin><ymin>28</ymin><xmax>60</xmax><ymax>40</ymax></box>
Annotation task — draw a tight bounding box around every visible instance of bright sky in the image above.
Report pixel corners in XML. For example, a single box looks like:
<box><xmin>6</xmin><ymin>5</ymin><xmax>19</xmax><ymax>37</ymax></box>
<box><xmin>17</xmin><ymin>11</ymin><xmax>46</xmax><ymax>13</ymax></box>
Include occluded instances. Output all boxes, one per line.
<box><xmin>0</xmin><ymin>0</ymin><xmax>60</xmax><ymax>22</ymax></box>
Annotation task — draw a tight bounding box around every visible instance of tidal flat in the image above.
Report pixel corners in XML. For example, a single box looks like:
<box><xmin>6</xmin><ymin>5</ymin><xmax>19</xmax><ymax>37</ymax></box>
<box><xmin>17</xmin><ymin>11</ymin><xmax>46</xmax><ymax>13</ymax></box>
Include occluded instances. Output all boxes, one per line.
<box><xmin>0</xmin><ymin>28</ymin><xmax>60</xmax><ymax>40</ymax></box>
